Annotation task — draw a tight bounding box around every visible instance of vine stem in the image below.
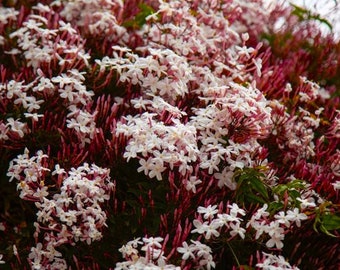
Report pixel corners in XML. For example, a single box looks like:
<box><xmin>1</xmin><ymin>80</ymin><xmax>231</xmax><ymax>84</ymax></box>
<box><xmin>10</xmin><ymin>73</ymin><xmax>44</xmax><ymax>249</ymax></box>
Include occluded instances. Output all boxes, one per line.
<box><xmin>227</xmin><ymin>241</ymin><xmax>241</xmax><ymax>267</ymax></box>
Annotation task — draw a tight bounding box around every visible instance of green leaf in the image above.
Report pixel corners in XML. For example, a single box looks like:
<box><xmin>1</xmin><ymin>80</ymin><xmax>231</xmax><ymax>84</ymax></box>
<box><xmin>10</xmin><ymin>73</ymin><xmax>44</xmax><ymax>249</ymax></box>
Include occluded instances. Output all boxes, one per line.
<box><xmin>313</xmin><ymin>203</ymin><xmax>340</xmax><ymax>237</ymax></box>
<box><xmin>251</xmin><ymin>177</ymin><xmax>269</xmax><ymax>200</ymax></box>
<box><xmin>321</xmin><ymin>213</ymin><xmax>340</xmax><ymax>231</ymax></box>
<box><xmin>234</xmin><ymin>168</ymin><xmax>270</xmax><ymax>205</ymax></box>
<box><xmin>288</xmin><ymin>189</ymin><xmax>301</xmax><ymax>202</ymax></box>
<box><xmin>313</xmin><ymin>212</ymin><xmax>321</xmax><ymax>232</ymax></box>
<box><xmin>245</xmin><ymin>193</ymin><xmax>267</xmax><ymax>204</ymax></box>
<box><xmin>290</xmin><ymin>3</ymin><xmax>309</xmax><ymax>19</ymax></box>
<box><xmin>320</xmin><ymin>224</ymin><xmax>337</xmax><ymax>237</ymax></box>
<box><xmin>268</xmin><ymin>201</ymin><xmax>284</xmax><ymax>213</ymax></box>
<box><xmin>272</xmin><ymin>184</ymin><xmax>288</xmax><ymax>196</ymax></box>
<box><xmin>290</xmin><ymin>3</ymin><xmax>333</xmax><ymax>30</ymax></box>
<box><xmin>288</xmin><ymin>179</ymin><xmax>306</xmax><ymax>189</ymax></box>
<box><xmin>123</xmin><ymin>3</ymin><xmax>156</xmax><ymax>29</ymax></box>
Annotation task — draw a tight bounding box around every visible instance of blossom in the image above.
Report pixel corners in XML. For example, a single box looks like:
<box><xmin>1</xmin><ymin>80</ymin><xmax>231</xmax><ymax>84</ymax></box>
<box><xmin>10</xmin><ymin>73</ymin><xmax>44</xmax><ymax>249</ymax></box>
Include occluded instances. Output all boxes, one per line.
<box><xmin>265</xmin><ymin>221</ymin><xmax>285</xmax><ymax>249</ymax></box>
<box><xmin>0</xmin><ymin>254</ymin><xmax>5</xmax><ymax>264</ymax></box>
<box><xmin>142</xmin><ymin>237</ymin><xmax>163</xmax><ymax>250</ymax></box>
<box><xmin>137</xmin><ymin>157</ymin><xmax>154</xmax><ymax>176</ymax></box>
<box><xmin>266</xmin><ymin>234</ymin><xmax>285</xmax><ymax>249</ymax></box>
<box><xmin>256</xmin><ymin>252</ymin><xmax>300</xmax><ymax>270</ymax></box>
<box><xmin>1</xmin><ymin>0</ymin><xmax>339</xmax><ymax>269</ymax></box>
<box><xmin>148</xmin><ymin>160</ymin><xmax>167</xmax><ymax>181</ymax></box>
<box><xmin>0</xmin><ymin>7</ymin><xmax>19</xmax><ymax>24</ymax></box>
<box><xmin>177</xmin><ymin>242</ymin><xmax>195</xmax><ymax>260</ymax></box>
<box><xmin>191</xmin><ymin>220</ymin><xmax>208</xmax><ymax>235</ymax></box>
<box><xmin>253</xmin><ymin>204</ymin><xmax>270</xmax><ymax>220</ymax></box>
<box><xmin>6</xmin><ymin>118</ymin><xmax>27</xmax><ymax>138</ymax></box>
<box><xmin>189</xmin><ymin>240</ymin><xmax>214</xmax><ymax>267</ymax></box>
<box><xmin>214</xmin><ymin>168</ymin><xmax>236</xmax><ymax>190</ymax></box>
<box><xmin>216</xmin><ymin>213</ymin><xmax>240</xmax><ymax>227</ymax></box>
<box><xmin>52</xmin><ymin>165</ymin><xmax>66</xmax><ymax>176</ymax></box>
<box><xmin>0</xmin><ymin>122</ymin><xmax>9</xmax><ymax>141</ymax></box>
<box><xmin>24</xmin><ymin>113</ymin><xmax>44</xmax><ymax>121</ymax></box>
<box><xmin>229</xmin><ymin>222</ymin><xmax>246</xmax><ymax>239</ymax></box>
<box><xmin>228</xmin><ymin>203</ymin><xmax>246</xmax><ymax>217</ymax></box>
<box><xmin>119</xmin><ymin>238</ymin><xmax>143</xmax><ymax>259</ymax></box>
<box><xmin>296</xmin><ymin>197</ymin><xmax>316</xmax><ymax>209</ymax></box>
<box><xmin>28</xmin><ymin>243</ymin><xmax>43</xmax><ymax>265</ymax></box>
<box><xmin>252</xmin><ymin>220</ymin><xmax>268</xmax><ymax>240</ymax></box>
<box><xmin>185</xmin><ymin>176</ymin><xmax>202</xmax><ymax>193</ymax></box>
<box><xmin>197</xmin><ymin>205</ymin><xmax>218</xmax><ymax>220</ymax></box>
<box><xmin>332</xmin><ymin>181</ymin><xmax>340</xmax><ymax>191</ymax></box>
<box><xmin>203</xmin><ymin>221</ymin><xmax>221</xmax><ymax>240</ymax></box>
<box><xmin>274</xmin><ymin>211</ymin><xmax>291</xmax><ymax>228</ymax></box>
<box><xmin>32</xmin><ymin>187</ymin><xmax>49</xmax><ymax>201</ymax></box>
<box><xmin>286</xmin><ymin>208</ymin><xmax>308</xmax><ymax>227</ymax></box>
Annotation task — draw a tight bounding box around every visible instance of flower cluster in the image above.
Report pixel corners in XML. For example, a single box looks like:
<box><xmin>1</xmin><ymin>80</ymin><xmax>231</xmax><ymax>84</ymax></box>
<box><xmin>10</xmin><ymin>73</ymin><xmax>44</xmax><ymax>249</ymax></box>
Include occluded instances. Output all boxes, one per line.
<box><xmin>116</xmin><ymin>236</ymin><xmax>180</xmax><ymax>270</ymax></box>
<box><xmin>256</xmin><ymin>252</ymin><xmax>300</xmax><ymax>270</ymax></box>
<box><xmin>7</xmin><ymin>148</ymin><xmax>50</xmax><ymax>200</ymax></box>
<box><xmin>192</xmin><ymin>204</ymin><xmax>246</xmax><ymax>241</ymax></box>
<box><xmin>177</xmin><ymin>240</ymin><xmax>215</xmax><ymax>270</ymax></box>
<box><xmin>247</xmin><ymin>205</ymin><xmax>308</xmax><ymax>249</ymax></box>
<box><xmin>175</xmin><ymin>201</ymin><xmax>308</xmax><ymax>268</ymax></box>
<box><xmin>6</xmin><ymin>148</ymin><xmax>113</xmax><ymax>269</ymax></box>
<box><xmin>0</xmin><ymin>0</ymin><xmax>339</xmax><ymax>269</ymax></box>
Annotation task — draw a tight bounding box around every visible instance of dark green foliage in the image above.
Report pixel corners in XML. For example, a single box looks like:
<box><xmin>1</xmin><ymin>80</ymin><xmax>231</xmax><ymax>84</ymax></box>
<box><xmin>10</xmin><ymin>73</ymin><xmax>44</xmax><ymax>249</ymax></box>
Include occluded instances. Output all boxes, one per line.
<box><xmin>123</xmin><ymin>3</ymin><xmax>156</xmax><ymax>29</ymax></box>
<box><xmin>233</xmin><ymin>168</ymin><xmax>270</xmax><ymax>205</ymax></box>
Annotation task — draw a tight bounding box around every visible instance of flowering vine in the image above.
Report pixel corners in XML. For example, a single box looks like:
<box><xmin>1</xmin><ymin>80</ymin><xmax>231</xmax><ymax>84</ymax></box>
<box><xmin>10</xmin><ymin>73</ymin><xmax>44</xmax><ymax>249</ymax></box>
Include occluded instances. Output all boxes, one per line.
<box><xmin>0</xmin><ymin>0</ymin><xmax>339</xmax><ymax>269</ymax></box>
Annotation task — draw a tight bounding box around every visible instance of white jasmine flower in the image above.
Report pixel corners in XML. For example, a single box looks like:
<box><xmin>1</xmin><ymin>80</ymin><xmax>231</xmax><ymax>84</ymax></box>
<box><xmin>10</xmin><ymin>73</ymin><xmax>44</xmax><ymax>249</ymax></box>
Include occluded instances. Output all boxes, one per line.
<box><xmin>214</xmin><ymin>168</ymin><xmax>236</xmax><ymax>189</ymax></box>
<box><xmin>185</xmin><ymin>176</ymin><xmax>202</xmax><ymax>193</ymax></box>
<box><xmin>332</xmin><ymin>181</ymin><xmax>340</xmax><ymax>190</ymax></box>
<box><xmin>197</xmin><ymin>205</ymin><xmax>218</xmax><ymax>220</ymax></box>
<box><xmin>228</xmin><ymin>203</ymin><xmax>246</xmax><ymax>217</ymax></box>
<box><xmin>229</xmin><ymin>222</ymin><xmax>246</xmax><ymax>239</ymax></box>
<box><xmin>286</xmin><ymin>208</ymin><xmax>308</xmax><ymax>227</ymax></box>
<box><xmin>177</xmin><ymin>242</ymin><xmax>195</xmax><ymax>260</ymax></box>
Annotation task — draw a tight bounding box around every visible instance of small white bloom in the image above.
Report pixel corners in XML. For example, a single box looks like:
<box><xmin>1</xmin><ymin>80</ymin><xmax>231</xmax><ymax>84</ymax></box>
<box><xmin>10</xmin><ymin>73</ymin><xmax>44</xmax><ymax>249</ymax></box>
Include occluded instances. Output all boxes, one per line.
<box><xmin>0</xmin><ymin>254</ymin><xmax>5</xmax><ymax>264</ymax></box>
<box><xmin>214</xmin><ymin>168</ymin><xmax>236</xmax><ymax>190</ymax></box>
<box><xmin>274</xmin><ymin>211</ymin><xmax>291</xmax><ymax>227</ymax></box>
<box><xmin>191</xmin><ymin>219</ymin><xmax>208</xmax><ymax>235</ymax></box>
<box><xmin>286</xmin><ymin>208</ymin><xmax>308</xmax><ymax>227</ymax></box>
<box><xmin>52</xmin><ymin>164</ymin><xmax>66</xmax><ymax>176</ymax></box>
<box><xmin>229</xmin><ymin>222</ymin><xmax>246</xmax><ymax>239</ymax></box>
<box><xmin>228</xmin><ymin>203</ymin><xmax>246</xmax><ymax>217</ymax></box>
<box><xmin>203</xmin><ymin>220</ymin><xmax>221</xmax><ymax>240</ymax></box>
<box><xmin>297</xmin><ymin>197</ymin><xmax>316</xmax><ymax>209</ymax></box>
<box><xmin>197</xmin><ymin>205</ymin><xmax>218</xmax><ymax>220</ymax></box>
<box><xmin>266</xmin><ymin>234</ymin><xmax>284</xmax><ymax>249</ymax></box>
<box><xmin>332</xmin><ymin>181</ymin><xmax>340</xmax><ymax>191</ymax></box>
<box><xmin>142</xmin><ymin>236</ymin><xmax>163</xmax><ymax>249</ymax></box>
<box><xmin>177</xmin><ymin>242</ymin><xmax>195</xmax><ymax>260</ymax></box>
<box><xmin>185</xmin><ymin>176</ymin><xmax>202</xmax><ymax>193</ymax></box>
<box><xmin>24</xmin><ymin>113</ymin><xmax>44</xmax><ymax>121</ymax></box>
